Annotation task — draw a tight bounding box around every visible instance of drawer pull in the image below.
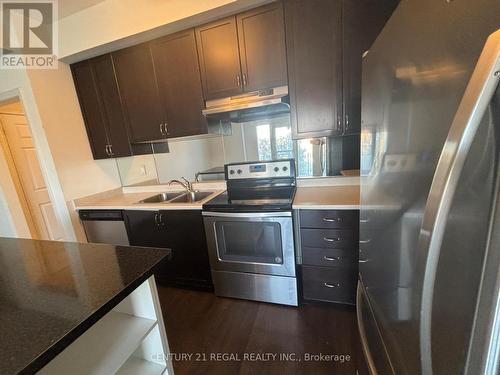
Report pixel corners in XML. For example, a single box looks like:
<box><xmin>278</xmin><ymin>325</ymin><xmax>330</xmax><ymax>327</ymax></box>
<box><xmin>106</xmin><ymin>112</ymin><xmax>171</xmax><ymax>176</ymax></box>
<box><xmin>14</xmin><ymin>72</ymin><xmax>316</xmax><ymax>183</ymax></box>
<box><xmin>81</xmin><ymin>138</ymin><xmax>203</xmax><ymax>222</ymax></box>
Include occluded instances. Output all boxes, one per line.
<box><xmin>360</xmin><ymin>218</ymin><xmax>370</xmax><ymax>223</ymax></box>
<box><xmin>359</xmin><ymin>259</ymin><xmax>369</xmax><ymax>263</ymax></box>
<box><xmin>324</xmin><ymin>282</ymin><xmax>340</xmax><ymax>288</ymax></box>
<box><xmin>359</xmin><ymin>239</ymin><xmax>371</xmax><ymax>244</ymax></box>
<box><xmin>324</xmin><ymin>256</ymin><xmax>341</xmax><ymax>261</ymax></box>
<box><xmin>323</xmin><ymin>237</ymin><xmax>341</xmax><ymax>242</ymax></box>
<box><xmin>323</xmin><ymin>217</ymin><xmax>342</xmax><ymax>223</ymax></box>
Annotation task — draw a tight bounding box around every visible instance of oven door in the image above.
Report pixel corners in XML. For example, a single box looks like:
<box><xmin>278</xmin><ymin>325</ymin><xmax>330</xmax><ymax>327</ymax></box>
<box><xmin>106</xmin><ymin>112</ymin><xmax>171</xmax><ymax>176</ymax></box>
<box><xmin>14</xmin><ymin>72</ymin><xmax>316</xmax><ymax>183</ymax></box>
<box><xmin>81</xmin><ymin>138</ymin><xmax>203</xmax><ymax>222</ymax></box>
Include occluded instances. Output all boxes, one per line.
<box><xmin>202</xmin><ymin>212</ymin><xmax>296</xmax><ymax>277</ymax></box>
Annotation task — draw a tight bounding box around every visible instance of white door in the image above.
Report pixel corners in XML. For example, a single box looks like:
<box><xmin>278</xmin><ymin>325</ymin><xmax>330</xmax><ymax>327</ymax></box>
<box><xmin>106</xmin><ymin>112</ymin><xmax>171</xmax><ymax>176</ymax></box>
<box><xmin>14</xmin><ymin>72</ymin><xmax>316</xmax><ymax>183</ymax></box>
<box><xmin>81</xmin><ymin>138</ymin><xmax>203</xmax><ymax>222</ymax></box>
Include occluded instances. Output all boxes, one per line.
<box><xmin>0</xmin><ymin>113</ymin><xmax>64</xmax><ymax>241</ymax></box>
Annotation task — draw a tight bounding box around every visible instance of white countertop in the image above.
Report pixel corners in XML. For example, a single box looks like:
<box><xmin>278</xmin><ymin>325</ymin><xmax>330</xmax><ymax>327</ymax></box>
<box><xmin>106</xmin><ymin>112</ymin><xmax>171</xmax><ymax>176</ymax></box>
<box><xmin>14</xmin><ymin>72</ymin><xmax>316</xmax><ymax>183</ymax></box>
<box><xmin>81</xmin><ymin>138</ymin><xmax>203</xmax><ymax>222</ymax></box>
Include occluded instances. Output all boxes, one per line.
<box><xmin>74</xmin><ymin>180</ymin><xmax>360</xmax><ymax>211</ymax></box>
<box><xmin>73</xmin><ymin>184</ymin><xmax>225</xmax><ymax>211</ymax></box>
<box><xmin>292</xmin><ymin>185</ymin><xmax>360</xmax><ymax>210</ymax></box>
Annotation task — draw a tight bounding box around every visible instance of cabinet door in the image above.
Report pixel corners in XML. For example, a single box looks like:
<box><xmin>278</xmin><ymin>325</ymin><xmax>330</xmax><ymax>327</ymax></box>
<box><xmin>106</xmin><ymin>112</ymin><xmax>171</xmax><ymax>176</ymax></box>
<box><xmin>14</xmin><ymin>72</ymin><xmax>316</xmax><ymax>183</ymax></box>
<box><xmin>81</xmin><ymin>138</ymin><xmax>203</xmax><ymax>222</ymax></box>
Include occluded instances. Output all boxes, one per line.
<box><xmin>151</xmin><ymin>29</ymin><xmax>208</xmax><ymax>138</ymax></box>
<box><xmin>237</xmin><ymin>2</ymin><xmax>288</xmax><ymax>92</ymax></box>
<box><xmin>71</xmin><ymin>60</ymin><xmax>110</xmax><ymax>159</ymax></box>
<box><xmin>342</xmin><ymin>0</ymin><xmax>398</xmax><ymax>135</ymax></box>
<box><xmin>160</xmin><ymin>210</ymin><xmax>212</xmax><ymax>288</ymax></box>
<box><xmin>195</xmin><ymin>17</ymin><xmax>243</xmax><ymax>100</ymax></box>
<box><xmin>285</xmin><ymin>0</ymin><xmax>343</xmax><ymax>139</ymax></box>
<box><xmin>112</xmin><ymin>44</ymin><xmax>165</xmax><ymax>143</ymax></box>
<box><xmin>90</xmin><ymin>55</ymin><xmax>132</xmax><ymax>157</ymax></box>
<box><xmin>124</xmin><ymin>210</ymin><xmax>167</xmax><ymax>248</ymax></box>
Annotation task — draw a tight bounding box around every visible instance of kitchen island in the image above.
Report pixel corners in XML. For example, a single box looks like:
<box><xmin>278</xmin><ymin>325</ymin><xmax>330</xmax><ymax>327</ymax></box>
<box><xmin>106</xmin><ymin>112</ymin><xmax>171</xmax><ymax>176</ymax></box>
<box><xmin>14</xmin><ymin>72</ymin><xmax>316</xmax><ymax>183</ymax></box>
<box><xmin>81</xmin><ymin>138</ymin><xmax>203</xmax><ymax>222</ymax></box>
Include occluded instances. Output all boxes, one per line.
<box><xmin>0</xmin><ymin>237</ymin><xmax>172</xmax><ymax>375</ymax></box>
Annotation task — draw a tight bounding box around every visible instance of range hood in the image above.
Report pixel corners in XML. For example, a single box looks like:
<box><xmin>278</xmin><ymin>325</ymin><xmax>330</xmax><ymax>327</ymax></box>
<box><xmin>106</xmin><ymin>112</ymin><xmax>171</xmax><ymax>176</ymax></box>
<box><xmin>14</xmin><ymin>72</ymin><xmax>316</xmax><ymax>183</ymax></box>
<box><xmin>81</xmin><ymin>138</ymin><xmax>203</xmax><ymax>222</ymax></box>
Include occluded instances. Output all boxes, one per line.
<box><xmin>202</xmin><ymin>86</ymin><xmax>290</xmax><ymax>123</ymax></box>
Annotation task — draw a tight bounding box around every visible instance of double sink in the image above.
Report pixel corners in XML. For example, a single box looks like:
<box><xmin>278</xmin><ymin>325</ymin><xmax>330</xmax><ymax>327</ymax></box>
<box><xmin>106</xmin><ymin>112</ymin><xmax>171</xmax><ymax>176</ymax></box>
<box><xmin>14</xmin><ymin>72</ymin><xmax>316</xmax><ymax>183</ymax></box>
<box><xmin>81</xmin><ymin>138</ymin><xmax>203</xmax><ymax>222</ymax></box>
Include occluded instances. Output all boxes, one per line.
<box><xmin>137</xmin><ymin>191</ymin><xmax>213</xmax><ymax>204</ymax></box>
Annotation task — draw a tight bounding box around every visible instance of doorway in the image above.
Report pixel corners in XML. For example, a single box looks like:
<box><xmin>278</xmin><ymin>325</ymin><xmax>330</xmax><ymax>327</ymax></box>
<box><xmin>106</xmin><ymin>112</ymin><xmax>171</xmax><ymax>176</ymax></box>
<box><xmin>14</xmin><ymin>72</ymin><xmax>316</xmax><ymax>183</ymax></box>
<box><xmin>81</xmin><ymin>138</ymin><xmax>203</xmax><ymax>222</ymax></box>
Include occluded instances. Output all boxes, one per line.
<box><xmin>0</xmin><ymin>98</ymin><xmax>65</xmax><ymax>240</ymax></box>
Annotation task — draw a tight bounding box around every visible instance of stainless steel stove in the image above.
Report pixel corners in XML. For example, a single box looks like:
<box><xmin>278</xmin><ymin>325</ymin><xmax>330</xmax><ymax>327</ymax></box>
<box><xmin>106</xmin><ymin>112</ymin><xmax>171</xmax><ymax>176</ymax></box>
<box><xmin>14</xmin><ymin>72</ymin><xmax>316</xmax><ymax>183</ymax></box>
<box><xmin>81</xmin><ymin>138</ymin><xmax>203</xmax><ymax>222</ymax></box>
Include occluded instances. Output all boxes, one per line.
<box><xmin>202</xmin><ymin>159</ymin><xmax>298</xmax><ymax>306</ymax></box>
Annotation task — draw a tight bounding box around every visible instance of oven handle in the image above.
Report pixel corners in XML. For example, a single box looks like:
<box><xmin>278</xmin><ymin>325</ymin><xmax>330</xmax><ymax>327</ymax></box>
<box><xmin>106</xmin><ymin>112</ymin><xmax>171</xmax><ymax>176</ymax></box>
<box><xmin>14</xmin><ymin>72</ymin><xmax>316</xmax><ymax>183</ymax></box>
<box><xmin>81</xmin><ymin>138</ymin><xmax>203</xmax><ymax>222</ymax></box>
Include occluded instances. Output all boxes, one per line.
<box><xmin>202</xmin><ymin>211</ymin><xmax>292</xmax><ymax>218</ymax></box>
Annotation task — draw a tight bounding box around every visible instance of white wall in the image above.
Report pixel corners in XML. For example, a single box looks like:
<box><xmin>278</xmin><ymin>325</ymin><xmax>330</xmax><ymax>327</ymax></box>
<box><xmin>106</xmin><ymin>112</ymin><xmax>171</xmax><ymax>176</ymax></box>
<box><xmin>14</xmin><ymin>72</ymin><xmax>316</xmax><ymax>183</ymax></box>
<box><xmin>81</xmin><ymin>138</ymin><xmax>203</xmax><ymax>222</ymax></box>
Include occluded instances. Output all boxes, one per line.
<box><xmin>58</xmin><ymin>0</ymin><xmax>272</xmax><ymax>61</ymax></box>
<box><xmin>154</xmin><ymin>136</ymin><xmax>225</xmax><ymax>183</ymax></box>
<box><xmin>27</xmin><ymin>64</ymin><xmax>123</xmax><ymax>241</ymax></box>
<box><xmin>0</xmin><ymin>69</ymin><xmax>78</xmax><ymax>241</ymax></box>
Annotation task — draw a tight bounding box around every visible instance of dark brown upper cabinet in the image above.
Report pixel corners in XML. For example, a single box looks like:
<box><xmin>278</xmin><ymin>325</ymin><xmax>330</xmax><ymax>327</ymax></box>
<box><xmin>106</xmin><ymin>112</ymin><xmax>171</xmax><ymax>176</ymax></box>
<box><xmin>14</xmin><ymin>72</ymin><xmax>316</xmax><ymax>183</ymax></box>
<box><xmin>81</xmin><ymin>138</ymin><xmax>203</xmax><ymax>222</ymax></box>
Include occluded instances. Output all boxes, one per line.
<box><xmin>150</xmin><ymin>29</ymin><xmax>208</xmax><ymax>138</ymax></box>
<box><xmin>286</xmin><ymin>0</ymin><xmax>397</xmax><ymax>139</ymax></box>
<box><xmin>112</xmin><ymin>44</ymin><xmax>166</xmax><ymax>143</ymax></box>
<box><xmin>195</xmin><ymin>17</ymin><xmax>243</xmax><ymax>100</ymax></box>
<box><xmin>342</xmin><ymin>0</ymin><xmax>399</xmax><ymax>135</ymax></box>
<box><xmin>71</xmin><ymin>55</ymin><xmax>131</xmax><ymax>159</ymax></box>
<box><xmin>236</xmin><ymin>2</ymin><xmax>287</xmax><ymax>92</ymax></box>
<box><xmin>285</xmin><ymin>0</ymin><xmax>343</xmax><ymax>139</ymax></box>
<box><xmin>196</xmin><ymin>2</ymin><xmax>287</xmax><ymax>100</ymax></box>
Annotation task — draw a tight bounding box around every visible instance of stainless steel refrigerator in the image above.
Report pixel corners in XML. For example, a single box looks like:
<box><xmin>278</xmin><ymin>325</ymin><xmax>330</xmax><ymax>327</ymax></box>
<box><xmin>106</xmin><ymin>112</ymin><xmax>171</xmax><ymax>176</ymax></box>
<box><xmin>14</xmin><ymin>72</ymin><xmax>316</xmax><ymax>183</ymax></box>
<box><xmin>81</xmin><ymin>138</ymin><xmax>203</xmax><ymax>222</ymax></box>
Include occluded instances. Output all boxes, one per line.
<box><xmin>358</xmin><ymin>0</ymin><xmax>500</xmax><ymax>374</ymax></box>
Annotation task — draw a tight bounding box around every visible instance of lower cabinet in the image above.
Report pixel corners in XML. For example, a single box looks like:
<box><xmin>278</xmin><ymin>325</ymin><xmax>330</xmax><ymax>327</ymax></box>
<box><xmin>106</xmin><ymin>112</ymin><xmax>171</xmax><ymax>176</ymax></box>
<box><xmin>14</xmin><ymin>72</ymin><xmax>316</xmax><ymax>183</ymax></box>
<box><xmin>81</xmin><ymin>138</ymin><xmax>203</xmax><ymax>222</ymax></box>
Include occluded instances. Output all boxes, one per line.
<box><xmin>297</xmin><ymin>209</ymin><xmax>359</xmax><ymax>305</ymax></box>
<box><xmin>124</xmin><ymin>210</ymin><xmax>213</xmax><ymax>291</ymax></box>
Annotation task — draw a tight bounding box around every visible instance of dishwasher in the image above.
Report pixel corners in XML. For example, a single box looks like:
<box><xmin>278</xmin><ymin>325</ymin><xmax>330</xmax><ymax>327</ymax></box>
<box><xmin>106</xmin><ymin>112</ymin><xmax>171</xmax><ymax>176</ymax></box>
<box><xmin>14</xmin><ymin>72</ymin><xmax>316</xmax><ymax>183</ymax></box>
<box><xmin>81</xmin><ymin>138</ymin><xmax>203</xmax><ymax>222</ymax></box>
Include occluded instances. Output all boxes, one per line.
<box><xmin>79</xmin><ymin>210</ymin><xmax>130</xmax><ymax>246</ymax></box>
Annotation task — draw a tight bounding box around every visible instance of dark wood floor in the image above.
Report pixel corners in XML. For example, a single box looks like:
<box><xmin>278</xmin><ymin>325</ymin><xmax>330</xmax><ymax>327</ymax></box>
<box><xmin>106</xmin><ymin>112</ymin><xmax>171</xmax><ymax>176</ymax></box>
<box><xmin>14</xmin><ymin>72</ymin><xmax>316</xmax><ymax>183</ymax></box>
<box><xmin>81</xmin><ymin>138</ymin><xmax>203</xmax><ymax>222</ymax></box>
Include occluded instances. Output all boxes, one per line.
<box><xmin>158</xmin><ymin>286</ymin><xmax>363</xmax><ymax>375</ymax></box>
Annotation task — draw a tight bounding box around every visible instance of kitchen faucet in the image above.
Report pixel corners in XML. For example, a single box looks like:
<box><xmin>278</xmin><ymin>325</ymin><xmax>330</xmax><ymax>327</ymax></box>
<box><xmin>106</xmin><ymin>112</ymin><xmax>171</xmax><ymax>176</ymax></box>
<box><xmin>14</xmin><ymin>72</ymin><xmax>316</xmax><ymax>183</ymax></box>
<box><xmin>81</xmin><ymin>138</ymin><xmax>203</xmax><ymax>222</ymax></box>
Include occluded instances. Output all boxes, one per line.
<box><xmin>168</xmin><ymin>177</ymin><xmax>193</xmax><ymax>193</ymax></box>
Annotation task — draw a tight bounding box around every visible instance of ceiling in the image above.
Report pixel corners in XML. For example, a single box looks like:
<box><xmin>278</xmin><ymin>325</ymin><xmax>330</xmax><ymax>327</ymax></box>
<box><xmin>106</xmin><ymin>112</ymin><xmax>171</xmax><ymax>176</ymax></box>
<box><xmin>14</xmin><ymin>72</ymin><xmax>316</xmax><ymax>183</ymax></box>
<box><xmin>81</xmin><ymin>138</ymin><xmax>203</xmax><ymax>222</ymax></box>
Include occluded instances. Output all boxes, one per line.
<box><xmin>57</xmin><ymin>0</ymin><xmax>107</xmax><ymax>19</ymax></box>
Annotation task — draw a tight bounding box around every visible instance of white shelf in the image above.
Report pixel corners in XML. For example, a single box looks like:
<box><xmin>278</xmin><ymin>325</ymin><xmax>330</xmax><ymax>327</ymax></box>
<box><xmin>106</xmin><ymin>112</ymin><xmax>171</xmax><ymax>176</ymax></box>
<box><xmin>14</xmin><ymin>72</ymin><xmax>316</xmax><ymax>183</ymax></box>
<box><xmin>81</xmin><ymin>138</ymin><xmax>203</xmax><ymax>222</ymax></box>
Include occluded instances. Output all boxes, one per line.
<box><xmin>116</xmin><ymin>356</ymin><xmax>166</xmax><ymax>375</ymax></box>
<box><xmin>38</xmin><ymin>311</ymin><xmax>157</xmax><ymax>375</ymax></box>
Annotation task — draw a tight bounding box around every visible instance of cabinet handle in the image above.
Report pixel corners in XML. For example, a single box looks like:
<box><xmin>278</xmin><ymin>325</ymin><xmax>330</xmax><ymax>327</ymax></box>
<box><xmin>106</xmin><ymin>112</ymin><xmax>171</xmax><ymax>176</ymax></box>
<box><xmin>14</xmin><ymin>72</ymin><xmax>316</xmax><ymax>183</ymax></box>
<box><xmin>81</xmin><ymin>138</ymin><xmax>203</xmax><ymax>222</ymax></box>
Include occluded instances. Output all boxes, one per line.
<box><xmin>236</xmin><ymin>75</ymin><xmax>241</xmax><ymax>87</ymax></box>
<box><xmin>242</xmin><ymin>73</ymin><xmax>247</xmax><ymax>87</ymax></box>
<box><xmin>359</xmin><ymin>239</ymin><xmax>371</xmax><ymax>244</ymax></box>
<box><xmin>359</xmin><ymin>259</ymin><xmax>369</xmax><ymax>263</ymax></box>
<box><xmin>105</xmin><ymin>145</ymin><xmax>110</xmax><ymax>156</ymax></box>
<box><xmin>345</xmin><ymin>114</ymin><xmax>349</xmax><ymax>132</ymax></box>
<box><xmin>108</xmin><ymin>144</ymin><xmax>114</xmax><ymax>157</ymax></box>
<box><xmin>159</xmin><ymin>123</ymin><xmax>164</xmax><ymax>136</ymax></box>
<box><xmin>323</xmin><ymin>217</ymin><xmax>342</xmax><ymax>223</ymax></box>
<box><xmin>337</xmin><ymin>116</ymin><xmax>342</xmax><ymax>132</ymax></box>
<box><xmin>164</xmin><ymin>122</ymin><xmax>170</xmax><ymax>136</ymax></box>
<box><xmin>324</xmin><ymin>256</ymin><xmax>341</xmax><ymax>261</ymax></box>
<box><xmin>324</xmin><ymin>282</ymin><xmax>340</xmax><ymax>288</ymax></box>
<box><xmin>360</xmin><ymin>218</ymin><xmax>370</xmax><ymax>223</ymax></box>
<box><xmin>154</xmin><ymin>213</ymin><xmax>160</xmax><ymax>227</ymax></box>
<box><xmin>159</xmin><ymin>213</ymin><xmax>166</xmax><ymax>228</ymax></box>
<box><xmin>323</xmin><ymin>237</ymin><xmax>341</xmax><ymax>242</ymax></box>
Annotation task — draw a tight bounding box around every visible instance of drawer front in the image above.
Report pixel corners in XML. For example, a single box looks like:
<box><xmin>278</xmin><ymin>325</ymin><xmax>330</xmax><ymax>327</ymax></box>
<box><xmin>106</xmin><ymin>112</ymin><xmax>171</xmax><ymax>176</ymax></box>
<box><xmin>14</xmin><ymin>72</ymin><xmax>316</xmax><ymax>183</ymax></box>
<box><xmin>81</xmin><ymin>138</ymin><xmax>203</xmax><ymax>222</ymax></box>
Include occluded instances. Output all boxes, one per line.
<box><xmin>302</xmin><ymin>266</ymin><xmax>357</xmax><ymax>304</ymax></box>
<box><xmin>301</xmin><ymin>228</ymin><xmax>356</xmax><ymax>249</ymax></box>
<box><xmin>300</xmin><ymin>210</ymin><xmax>358</xmax><ymax>229</ymax></box>
<box><xmin>302</xmin><ymin>246</ymin><xmax>357</xmax><ymax>268</ymax></box>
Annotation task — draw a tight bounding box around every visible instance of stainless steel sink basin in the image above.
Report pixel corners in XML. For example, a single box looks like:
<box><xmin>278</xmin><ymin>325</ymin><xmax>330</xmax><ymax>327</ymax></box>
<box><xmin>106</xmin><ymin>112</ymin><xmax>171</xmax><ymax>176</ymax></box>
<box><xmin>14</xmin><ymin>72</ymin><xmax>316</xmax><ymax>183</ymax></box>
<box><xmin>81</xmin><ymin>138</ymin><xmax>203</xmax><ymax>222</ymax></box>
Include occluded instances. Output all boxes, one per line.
<box><xmin>169</xmin><ymin>191</ymin><xmax>213</xmax><ymax>203</ymax></box>
<box><xmin>137</xmin><ymin>192</ymin><xmax>184</xmax><ymax>204</ymax></box>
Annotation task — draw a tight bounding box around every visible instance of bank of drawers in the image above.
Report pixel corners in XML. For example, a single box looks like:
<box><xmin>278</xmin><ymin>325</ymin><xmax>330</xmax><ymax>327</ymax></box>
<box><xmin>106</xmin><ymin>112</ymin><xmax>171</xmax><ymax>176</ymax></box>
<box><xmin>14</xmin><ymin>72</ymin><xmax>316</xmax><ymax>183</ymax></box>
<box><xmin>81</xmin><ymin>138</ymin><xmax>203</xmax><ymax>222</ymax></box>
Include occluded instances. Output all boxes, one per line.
<box><xmin>299</xmin><ymin>209</ymin><xmax>359</xmax><ymax>305</ymax></box>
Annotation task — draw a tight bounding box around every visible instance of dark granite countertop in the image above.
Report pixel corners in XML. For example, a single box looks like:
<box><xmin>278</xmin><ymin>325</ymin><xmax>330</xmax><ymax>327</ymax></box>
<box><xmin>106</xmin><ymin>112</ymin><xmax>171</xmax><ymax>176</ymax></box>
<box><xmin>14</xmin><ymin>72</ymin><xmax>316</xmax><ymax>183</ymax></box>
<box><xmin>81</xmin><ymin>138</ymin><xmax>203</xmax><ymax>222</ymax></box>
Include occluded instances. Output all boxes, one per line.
<box><xmin>0</xmin><ymin>237</ymin><xmax>170</xmax><ymax>375</ymax></box>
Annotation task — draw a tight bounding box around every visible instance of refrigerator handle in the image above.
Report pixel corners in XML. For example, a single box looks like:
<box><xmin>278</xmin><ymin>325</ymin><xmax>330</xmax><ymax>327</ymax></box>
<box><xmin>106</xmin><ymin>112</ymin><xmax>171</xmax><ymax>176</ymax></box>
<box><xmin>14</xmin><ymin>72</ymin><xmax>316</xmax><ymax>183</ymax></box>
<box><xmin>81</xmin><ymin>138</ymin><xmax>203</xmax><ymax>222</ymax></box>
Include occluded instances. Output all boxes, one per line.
<box><xmin>418</xmin><ymin>29</ymin><xmax>500</xmax><ymax>375</ymax></box>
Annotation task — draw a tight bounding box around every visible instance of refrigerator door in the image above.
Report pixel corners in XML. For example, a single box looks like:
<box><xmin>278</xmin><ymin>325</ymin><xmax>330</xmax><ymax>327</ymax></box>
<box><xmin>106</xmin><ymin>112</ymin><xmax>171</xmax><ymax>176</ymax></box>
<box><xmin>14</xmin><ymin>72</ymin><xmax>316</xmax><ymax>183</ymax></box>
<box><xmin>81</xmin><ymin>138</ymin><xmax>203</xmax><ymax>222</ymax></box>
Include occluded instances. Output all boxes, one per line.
<box><xmin>418</xmin><ymin>35</ymin><xmax>500</xmax><ymax>374</ymax></box>
<box><xmin>359</xmin><ymin>0</ymin><xmax>500</xmax><ymax>373</ymax></box>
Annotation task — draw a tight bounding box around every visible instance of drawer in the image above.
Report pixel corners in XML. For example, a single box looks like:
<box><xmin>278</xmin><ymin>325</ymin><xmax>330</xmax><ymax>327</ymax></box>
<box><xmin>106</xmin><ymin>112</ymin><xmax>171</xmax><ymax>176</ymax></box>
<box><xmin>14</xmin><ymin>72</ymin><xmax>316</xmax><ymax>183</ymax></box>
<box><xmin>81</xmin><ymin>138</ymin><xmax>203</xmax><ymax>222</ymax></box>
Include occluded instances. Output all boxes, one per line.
<box><xmin>302</xmin><ymin>246</ymin><xmax>357</xmax><ymax>268</ymax></box>
<box><xmin>302</xmin><ymin>266</ymin><xmax>357</xmax><ymax>304</ymax></box>
<box><xmin>301</xmin><ymin>228</ymin><xmax>357</xmax><ymax>249</ymax></box>
<box><xmin>300</xmin><ymin>210</ymin><xmax>358</xmax><ymax>229</ymax></box>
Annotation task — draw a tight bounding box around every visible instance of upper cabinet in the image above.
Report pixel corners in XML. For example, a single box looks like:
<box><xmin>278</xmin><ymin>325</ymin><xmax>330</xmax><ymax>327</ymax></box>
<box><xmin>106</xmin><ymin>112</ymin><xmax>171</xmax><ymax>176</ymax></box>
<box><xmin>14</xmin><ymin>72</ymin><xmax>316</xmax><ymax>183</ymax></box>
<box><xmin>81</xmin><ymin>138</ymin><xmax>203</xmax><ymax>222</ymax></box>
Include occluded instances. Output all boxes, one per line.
<box><xmin>342</xmin><ymin>0</ymin><xmax>399</xmax><ymax>135</ymax></box>
<box><xmin>196</xmin><ymin>2</ymin><xmax>287</xmax><ymax>100</ymax></box>
<box><xmin>195</xmin><ymin>17</ymin><xmax>243</xmax><ymax>100</ymax></box>
<box><xmin>112</xmin><ymin>44</ymin><xmax>166</xmax><ymax>143</ymax></box>
<box><xmin>236</xmin><ymin>3</ymin><xmax>288</xmax><ymax>92</ymax></box>
<box><xmin>285</xmin><ymin>0</ymin><xmax>397</xmax><ymax>139</ymax></box>
<box><xmin>71</xmin><ymin>0</ymin><xmax>397</xmax><ymax>159</ymax></box>
<box><xmin>151</xmin><ymin>29</ymin><xmax>208</xmax><ymax>138</ymax></box>
<box><xmin>285</xmin><ymin>0</ymin><xmax>343</xmax><ymax>139</ymax></box>
<box><xmin>71</xmin><ymin>55</ymin><xmax>132</xmax><ymax>159</ymax></box>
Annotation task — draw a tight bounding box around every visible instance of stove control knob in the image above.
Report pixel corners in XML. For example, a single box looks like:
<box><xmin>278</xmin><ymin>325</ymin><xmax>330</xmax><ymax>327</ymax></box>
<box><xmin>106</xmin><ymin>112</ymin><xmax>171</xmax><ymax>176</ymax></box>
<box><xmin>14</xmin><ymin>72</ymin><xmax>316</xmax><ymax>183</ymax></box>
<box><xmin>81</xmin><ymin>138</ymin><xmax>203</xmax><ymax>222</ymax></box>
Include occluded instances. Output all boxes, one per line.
<box><xmin>283</xmin><ymin>166</ymin><xmax>288</xmax><ymax>172</ymax></box>
<box><xmin>229</xmin><ymin>170</ymin><xmax>235</xmax><ymax>175</ymax></box>
<box><xmin>237</xmin><ymin>169</ymin><xmax>242</xmax><ymax>174</ymax></box>
<box><xmin>274</xmin><ymin>167</ymin><xmax>280</xmax><ymax>172</ymax></box>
